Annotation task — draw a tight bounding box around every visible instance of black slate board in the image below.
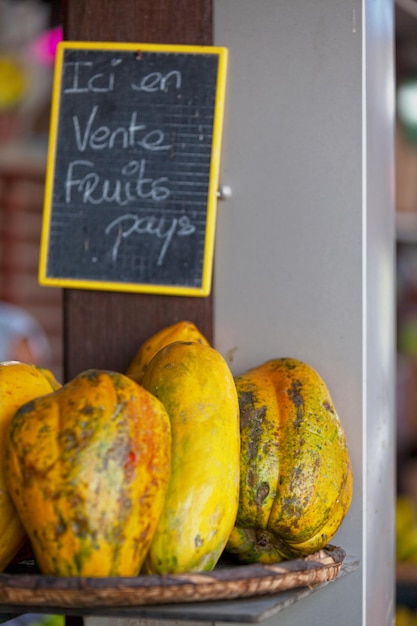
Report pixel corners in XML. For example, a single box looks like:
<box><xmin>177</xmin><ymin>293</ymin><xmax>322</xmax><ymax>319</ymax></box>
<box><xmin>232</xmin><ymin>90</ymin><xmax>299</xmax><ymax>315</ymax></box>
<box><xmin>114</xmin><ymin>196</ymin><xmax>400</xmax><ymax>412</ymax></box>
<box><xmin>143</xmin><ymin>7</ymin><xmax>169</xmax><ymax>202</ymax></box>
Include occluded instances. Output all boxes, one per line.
<box><xmin>39</xmin><ymin>41</ymin><xmax>228</xmax><ymax>297</ymax></box>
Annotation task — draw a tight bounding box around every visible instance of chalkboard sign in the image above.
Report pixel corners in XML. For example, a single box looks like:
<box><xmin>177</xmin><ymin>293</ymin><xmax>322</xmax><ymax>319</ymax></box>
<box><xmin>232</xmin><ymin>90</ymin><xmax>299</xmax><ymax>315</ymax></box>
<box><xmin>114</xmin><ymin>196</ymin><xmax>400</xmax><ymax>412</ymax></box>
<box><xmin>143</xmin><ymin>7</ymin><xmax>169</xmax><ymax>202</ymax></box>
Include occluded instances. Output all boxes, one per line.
<box><xmin>39</xmin><ymin>41</ymin><xmax>228</xmax><ymax>296</ymax></box>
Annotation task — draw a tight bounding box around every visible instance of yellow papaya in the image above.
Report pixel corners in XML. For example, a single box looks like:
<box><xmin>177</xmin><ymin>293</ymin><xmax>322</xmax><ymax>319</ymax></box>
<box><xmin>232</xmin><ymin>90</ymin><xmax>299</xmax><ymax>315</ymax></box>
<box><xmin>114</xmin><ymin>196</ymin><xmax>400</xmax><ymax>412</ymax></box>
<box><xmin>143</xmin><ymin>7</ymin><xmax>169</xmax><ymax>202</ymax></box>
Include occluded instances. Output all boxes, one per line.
<box><xmin>34</xmin><ymin>365</ymin><xmax>62</xmax><ymax>391</ymax></box>
<box><xmin>141</xmin><ymin>341</ymin><xmax>240</xmax><ymax>574</ymax></box>
<box><xmin>126</xmin><ymin>320</ymin><xmax>210</xmax><ymax>384</ymax></box>
<box><xmin>0</xmin><ymin>361</ymin><xmax>60</xmax><ymax>571</ymax></box>
<box><xmin>226</xmin><ymin>357</ymin><xmax>353</xmax><ymax>563</ymax></box>
<box><xmin>5</xmin><ymin>369</ymin><xmax>171</xmax><ymax>577</ymax></box>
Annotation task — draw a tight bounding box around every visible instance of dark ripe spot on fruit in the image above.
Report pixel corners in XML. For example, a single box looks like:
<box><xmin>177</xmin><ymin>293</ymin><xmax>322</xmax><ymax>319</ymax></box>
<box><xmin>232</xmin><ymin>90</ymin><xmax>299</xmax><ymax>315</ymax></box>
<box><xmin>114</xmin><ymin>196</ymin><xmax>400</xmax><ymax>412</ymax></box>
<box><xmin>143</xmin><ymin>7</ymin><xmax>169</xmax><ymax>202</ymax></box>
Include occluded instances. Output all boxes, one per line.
<box><xmin>247</xmin><ymin>468</ymin><xmax>255</xmax><ymax>488</ymax></box>
<box><xmin>238</xmin><ymin>391</ymin><xmax>267</xmax><ymax>459</ymax></box>
<box><xmin>83</xmin><ymin>370</ymin><xmax>101</xmax><ymax>385</ymax></box>
<box><xmin>288</xmin><ymin>465</ymin><xmax>303</xmax><ymax>495</ymax></box>
<box><xmin>71</xmin><ymin>515</ymin><xmax>89</xmax><ymax>537</ymax></box>
<box><xmin>288</xmin><ymin>380</ymin><xmax>303</xmax><ymax>408</ymax></box>
<box><xmin>109</xmin><ymin>524</ymin><xmax>124</xmax><ymax>544</ymax></box>
<box><xmin>139</xmin><ymin>524</ymin><xmax>151</xmax><ymax>542</ymax></box>
<box><xmin>237</xmin><ymin>389</ymin><xmax>257</xmax><ymax>427</ymax></box>
<box><xmin>256</xmin><ymin>531</ymin><xmax>270</xmax><ymax>547</ymax></box>
<box><xmin>255</xmin><ymin>482</ymin><xmax>270</xmax><ymax>505</ymax></box>
<box><xmin>60</xmin><ymin>430</ymin><xmax>78</xmax><ymax>452</ymax></box>
<box><xmin>68</xmin><ymin>492</ymin><xmax>84</xmax><ymax>508</ymax></box>
<box><xmin>322</xmin><ymin>400</ymin><xmax>335</xmax><ymax>414</ymax></box>
<box><xmin>287</xmin><ymin>380</ymin><xmax>304</xmax><ymax>427</ymax></box>
<box><xmin>247</xmin><ymin>408</ymin><xmax>267</xmax><ymax>460</ymax></box>
<box><xmin>281</xmin><ymin>497</ymin><xmax>302</xmax><ymax>521</ymax></box>
<box><xmin>79</xmin><ymin>426</ymin><xmax>94</xmax><ymax>444</ymax></box>
<box><xmin>162</xmin><ymin>555</ymin><xmax>178</xmax><ymax>569</ymax></box>
<box><xmin>280</xmin><ymin>358</ymin><xmax>297</xmax><ymax>371</ymax></box>
<box><xmin>81</xmin><ymin>404</ymin><xmax>95</xmax><ymax>415</ymax></box>
<box><xmin>122</xmin><ymin>496</ymin><xmax>132</xmax><ymax>512</ymax></box>
<box><xmin>73</xmin><ymin>553</ymin><xmax>83</xmax><ymax>574</ymax></box>
<box><xmin>56</xmin><ymin>516</ymin><xmax>67</xmax><ymax>537</ymax></box>
<box><xmin>113</xmin><ymin>374</ymin><xmax>126</xmax><ymax>388</ymax></box>
<box><xmin>194</xmin><ymin>534</ymin><xmax>204</xmax><ymax>548</ymax></box>
<box><xmin>16</xmin><ymin>400</ymin><xmax>35</xmax><ymax>415</ymax></box>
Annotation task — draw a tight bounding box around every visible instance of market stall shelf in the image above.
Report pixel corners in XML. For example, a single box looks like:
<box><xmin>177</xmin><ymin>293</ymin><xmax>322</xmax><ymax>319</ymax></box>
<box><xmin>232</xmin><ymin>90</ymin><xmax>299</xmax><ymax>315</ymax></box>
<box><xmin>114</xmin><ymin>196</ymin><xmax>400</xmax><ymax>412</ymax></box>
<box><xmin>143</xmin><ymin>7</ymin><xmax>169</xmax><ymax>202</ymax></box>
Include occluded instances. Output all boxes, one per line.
<box><xmin>0</xmin><ymin>546</ymin><xmax>355</xmax><ymax>624</ymax></box>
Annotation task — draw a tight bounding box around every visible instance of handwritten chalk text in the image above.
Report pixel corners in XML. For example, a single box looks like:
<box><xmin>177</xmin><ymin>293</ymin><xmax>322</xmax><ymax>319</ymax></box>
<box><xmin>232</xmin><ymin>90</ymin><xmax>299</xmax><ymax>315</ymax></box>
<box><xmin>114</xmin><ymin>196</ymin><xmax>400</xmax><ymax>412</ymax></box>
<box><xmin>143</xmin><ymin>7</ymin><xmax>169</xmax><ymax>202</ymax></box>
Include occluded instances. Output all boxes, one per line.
<box><xmin>64</xmin><ymin>60</ymin><xmax>182</xmax><ymax>95</ymax></box>
<box><xmin>65</xmin><ymin>159</ymin><xmax>170</xmax><ymax>205</ymax></box>
<box><xmin>105</xmin><ymin>213</ymin><xmax>196</xmax><ymax>266</ymax></box>
<box><xmin>72</xmin><ymin>106</ymin><xmax>172</xmax><ymax>153</ymax></box>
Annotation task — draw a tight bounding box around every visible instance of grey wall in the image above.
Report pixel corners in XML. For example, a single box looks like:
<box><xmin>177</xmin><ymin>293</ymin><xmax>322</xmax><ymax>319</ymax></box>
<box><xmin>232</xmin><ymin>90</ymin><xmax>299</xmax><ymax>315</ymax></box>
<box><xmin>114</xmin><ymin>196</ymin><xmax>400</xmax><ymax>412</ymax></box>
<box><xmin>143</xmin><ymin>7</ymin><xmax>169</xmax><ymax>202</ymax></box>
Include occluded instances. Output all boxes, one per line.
<box><xmin>214</xmin><ymin>1</ymin><xmax>395</xmax><ymax>624</ymax></box>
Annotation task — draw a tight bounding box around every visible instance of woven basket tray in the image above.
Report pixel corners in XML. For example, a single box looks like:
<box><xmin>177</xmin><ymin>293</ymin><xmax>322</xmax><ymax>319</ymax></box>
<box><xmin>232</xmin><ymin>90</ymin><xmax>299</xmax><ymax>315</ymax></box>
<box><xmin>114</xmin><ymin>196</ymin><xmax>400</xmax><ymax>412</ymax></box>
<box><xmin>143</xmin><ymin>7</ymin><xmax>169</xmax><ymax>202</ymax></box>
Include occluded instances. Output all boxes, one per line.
<box><xmin>0</xmin><ymin>545</ymin><xmax>345</xmax><ymax>609</ymax></box>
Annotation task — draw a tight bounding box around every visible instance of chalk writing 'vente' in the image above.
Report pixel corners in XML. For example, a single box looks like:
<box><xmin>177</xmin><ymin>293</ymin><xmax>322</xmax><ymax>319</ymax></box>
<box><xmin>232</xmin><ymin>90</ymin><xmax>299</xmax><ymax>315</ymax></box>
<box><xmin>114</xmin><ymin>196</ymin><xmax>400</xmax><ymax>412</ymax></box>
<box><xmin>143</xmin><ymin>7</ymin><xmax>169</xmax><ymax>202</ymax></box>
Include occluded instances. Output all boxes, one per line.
<box><xmin>72</xmin><ymin>106</ymin><xmax>171</xmax><ymax>152</ymax></box>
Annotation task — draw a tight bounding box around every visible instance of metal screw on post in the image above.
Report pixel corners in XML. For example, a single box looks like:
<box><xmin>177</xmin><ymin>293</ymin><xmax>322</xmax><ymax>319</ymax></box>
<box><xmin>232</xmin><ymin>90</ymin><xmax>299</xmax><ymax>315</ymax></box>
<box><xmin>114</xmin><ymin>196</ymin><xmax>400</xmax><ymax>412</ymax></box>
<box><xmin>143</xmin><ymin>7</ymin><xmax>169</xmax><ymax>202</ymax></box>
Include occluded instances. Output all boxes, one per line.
<box><xmin>217</xmin><ymin>185</ymin><xmax>232</xmax><ymax>200</ymax></box>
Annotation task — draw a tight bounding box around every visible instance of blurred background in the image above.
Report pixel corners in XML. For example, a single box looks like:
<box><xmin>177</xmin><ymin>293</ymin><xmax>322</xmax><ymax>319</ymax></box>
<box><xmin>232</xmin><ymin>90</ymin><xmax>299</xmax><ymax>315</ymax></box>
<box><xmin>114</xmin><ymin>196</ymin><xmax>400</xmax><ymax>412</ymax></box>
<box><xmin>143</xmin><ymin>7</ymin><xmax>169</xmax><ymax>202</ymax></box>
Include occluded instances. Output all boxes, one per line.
<box><xmin>397</xmin><ymin>0</ymin><xmax>417</xmax><ymax>495</ymax></box>
<box><xmin>0</xmin><ymin>3</ymin><xmax>63</xmax><ymax>623</ymax></box>
<box><xmin>0</xmin><ymin>0</ymin><xmax>62</xmax><ymax>380</ymax></box>
<box><xmin>2</xmin><ymin>0</ymin><xmax>417</xmax><ymax>623</ymax></box>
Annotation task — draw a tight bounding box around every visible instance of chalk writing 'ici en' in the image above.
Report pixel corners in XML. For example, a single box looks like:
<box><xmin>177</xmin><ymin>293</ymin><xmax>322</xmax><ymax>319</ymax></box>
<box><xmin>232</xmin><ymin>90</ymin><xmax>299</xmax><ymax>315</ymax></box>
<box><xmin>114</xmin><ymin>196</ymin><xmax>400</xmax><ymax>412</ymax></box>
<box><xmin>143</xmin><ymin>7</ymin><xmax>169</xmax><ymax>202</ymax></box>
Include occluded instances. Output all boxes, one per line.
<box><xmin>63</xmin><ymin>60</ymin><xmax>182</xmax><ymax>94</ymax></box>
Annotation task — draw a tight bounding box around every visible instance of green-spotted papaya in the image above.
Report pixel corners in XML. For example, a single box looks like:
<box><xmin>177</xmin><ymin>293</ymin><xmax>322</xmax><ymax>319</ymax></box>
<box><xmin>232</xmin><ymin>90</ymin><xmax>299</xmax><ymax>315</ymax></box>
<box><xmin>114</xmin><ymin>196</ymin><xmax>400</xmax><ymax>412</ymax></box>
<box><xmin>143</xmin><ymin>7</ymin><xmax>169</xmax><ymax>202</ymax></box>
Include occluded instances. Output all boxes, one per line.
<box><xmin>226</xmin><ymin>357</ymin><xmax>353</xmax><ymax>563</ymax></box>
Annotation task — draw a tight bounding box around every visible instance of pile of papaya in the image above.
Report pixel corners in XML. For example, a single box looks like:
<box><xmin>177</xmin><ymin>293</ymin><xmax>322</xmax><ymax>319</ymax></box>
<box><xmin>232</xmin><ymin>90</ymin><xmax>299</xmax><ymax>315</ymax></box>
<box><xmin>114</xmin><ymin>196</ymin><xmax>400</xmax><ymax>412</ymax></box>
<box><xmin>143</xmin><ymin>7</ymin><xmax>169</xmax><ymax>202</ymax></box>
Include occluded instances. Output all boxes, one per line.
<box><xmin>0</xmin><ymin>320</ymin><xmax>353</xmax><ymax>577</ymax></box>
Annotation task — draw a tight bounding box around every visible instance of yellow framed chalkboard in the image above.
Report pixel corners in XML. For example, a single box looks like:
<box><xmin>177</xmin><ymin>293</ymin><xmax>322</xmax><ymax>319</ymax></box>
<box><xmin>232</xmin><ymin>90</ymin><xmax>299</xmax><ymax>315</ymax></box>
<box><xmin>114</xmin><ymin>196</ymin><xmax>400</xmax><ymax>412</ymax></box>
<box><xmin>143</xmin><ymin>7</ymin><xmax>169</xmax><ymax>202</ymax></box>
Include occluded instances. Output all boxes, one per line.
<box><xmin>39</xmin><ymin>41</ymin><xmax>228</xmax><ymax>296</ymax></box>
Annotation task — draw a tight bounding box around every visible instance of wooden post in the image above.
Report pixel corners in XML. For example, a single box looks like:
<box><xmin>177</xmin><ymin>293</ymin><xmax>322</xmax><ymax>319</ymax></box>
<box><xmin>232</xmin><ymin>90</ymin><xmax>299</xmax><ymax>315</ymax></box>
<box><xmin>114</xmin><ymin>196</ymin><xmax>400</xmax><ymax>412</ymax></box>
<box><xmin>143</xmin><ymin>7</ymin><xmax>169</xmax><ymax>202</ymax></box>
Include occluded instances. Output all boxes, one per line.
<box><xmin>63</xmin><ymin>0</ymin><xmax>214</xmax><ymax>382</ymax></box>
<box><xmin>63</xmin><ymin>2</ymin><xmax>213</xmax><ymax>624</ymax></box>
